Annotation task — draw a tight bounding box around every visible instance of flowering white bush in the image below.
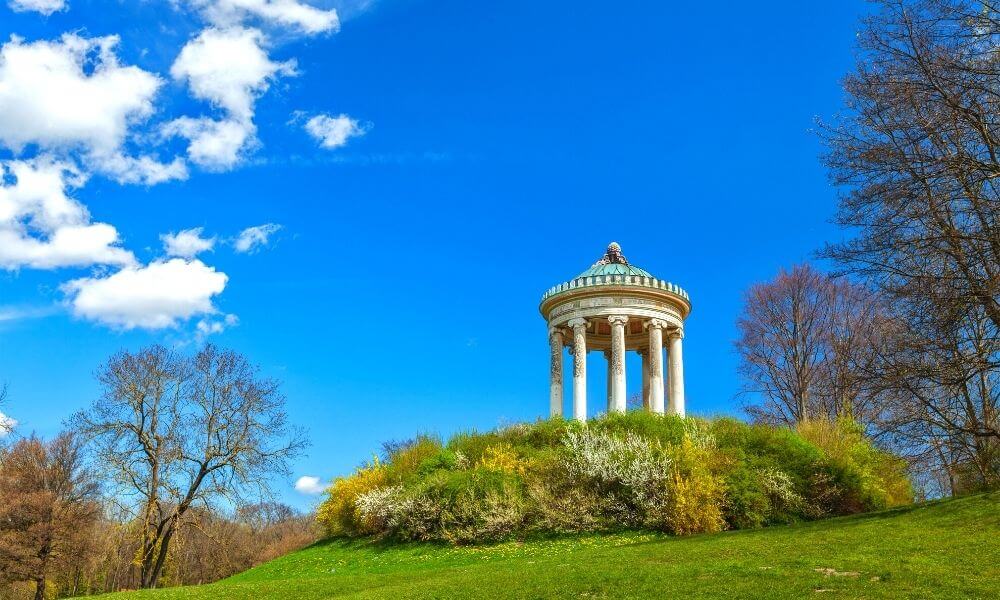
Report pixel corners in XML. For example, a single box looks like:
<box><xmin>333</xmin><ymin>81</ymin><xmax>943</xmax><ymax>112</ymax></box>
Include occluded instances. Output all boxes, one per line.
<box><xmin>355</xmin><ymin>485</ymin><xmax>404</xmax><ymax>532</ymax></box>
<box><xmin>390</xmin><ymin>493</ymin><xmax>443</xmax><ymax>541</ymax></box>
<box><xmin>562</xmin><ymin>428</ymin><xmax>672</xmax><ymax>508</ymax></box>
<box><xmin>758</xmin><ymin>467</ymin><xmax>803</xmax><ymax>511</ymax></box>
<box><xmin>682</xmin><ymin>418</ymin><xmax>716</xmax><ymax>449</ymax></box>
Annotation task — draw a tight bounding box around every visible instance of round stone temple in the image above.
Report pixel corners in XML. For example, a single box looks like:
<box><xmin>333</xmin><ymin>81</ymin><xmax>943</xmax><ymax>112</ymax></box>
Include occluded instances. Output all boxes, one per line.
<box><xmin>539</xmin><ymin>243</ymin><xmax>690</xmax><ymax>421</ymax></box>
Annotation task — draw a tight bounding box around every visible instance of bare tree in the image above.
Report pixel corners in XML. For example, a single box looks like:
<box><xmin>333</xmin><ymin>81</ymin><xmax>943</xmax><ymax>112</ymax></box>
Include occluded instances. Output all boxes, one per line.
<box><xmin>0</xmin><ymin>432</ymin><xmax>100</xmax><ymax>600</ymax></box>
<box><xmin>821</xmin><ymin>0</ymin><xmax>1000</xmax><ymax>491</ymax></box>
<box><xmin>0</xmin><ymin>383</ymin><xmax>13</xmax><ymax>440</ymax></box>
<box><xmin>735</xmin><ymin>264</ymin><xmax>887</xmax><ymax>426</ymax></box>
<box><xmin>73</xmin><ymin>344</ymin><xmax>308</xmax><ymax>589</ymax></box>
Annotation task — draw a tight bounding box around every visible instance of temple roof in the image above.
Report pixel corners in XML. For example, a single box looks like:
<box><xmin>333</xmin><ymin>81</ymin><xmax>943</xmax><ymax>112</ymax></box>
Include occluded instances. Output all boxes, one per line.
<box><xmin>540</xmin><ymin>242</ymin><xmax>689</xmax><ymax>305</ymax></box>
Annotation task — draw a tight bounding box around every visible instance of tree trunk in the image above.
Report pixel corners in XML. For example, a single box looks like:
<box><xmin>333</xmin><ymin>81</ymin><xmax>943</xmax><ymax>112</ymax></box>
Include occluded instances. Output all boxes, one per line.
<box><xmin>147</xmin><ymin>525</ymin><xmax>177</xmax><ymax>589</ymax></box>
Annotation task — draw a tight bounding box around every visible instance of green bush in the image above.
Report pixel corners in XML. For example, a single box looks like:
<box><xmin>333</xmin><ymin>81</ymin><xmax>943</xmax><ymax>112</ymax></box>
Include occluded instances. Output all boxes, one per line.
<box><xmin>316</xmin><ymin>413</ymin><xmax>912</xmax><ymax>544</ymax></box>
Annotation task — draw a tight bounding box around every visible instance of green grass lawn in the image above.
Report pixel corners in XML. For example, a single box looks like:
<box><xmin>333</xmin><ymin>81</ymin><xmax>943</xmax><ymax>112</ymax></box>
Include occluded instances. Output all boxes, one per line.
<box><xmin>93</xmin><ymin>492</ymin><xmax>999</xmax><ymax>599</ymax></box>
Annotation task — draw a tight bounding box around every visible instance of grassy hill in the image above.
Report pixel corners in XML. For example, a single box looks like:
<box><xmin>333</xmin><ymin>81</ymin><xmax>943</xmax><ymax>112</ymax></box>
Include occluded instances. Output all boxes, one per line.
<box><xmin>94</xmin><ymin>492</ymin><xmax>998</xmax><ymax>599</ymax></box>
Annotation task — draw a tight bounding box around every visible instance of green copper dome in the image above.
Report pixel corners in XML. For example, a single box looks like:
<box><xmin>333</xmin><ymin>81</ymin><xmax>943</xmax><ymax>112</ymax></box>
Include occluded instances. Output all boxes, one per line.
<box><xmin>540</xmin><ymin>242</ymin><xmax>690</xmax><ymax>304</ymax></box>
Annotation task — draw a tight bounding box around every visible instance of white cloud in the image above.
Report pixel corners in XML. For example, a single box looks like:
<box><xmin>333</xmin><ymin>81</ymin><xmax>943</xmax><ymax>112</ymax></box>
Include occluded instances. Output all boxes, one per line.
<box><xmin>8</xmin><ymin>0</ymin><xmax>66</xmax><ymax>15</ymax></box>
<box><xmin>171</xmin><ymin>27</ymin><xmax>294</xmax><ymax>121</ymax></box>
<box><xmin>294</xmin><ymin>475</ymin><xmax>326</xmax><ymax>495</ymax></box>
<box><xmin>63</xmin><ymin>258</ymin><xmax>228</xmax><ymax>329</ymax></box>
<box><xmin>193</xmin><ymin>0</ymin><xmax>340</xmax><ymax>35</ymax></box>
<box><xmin>92</xmin><ymin>153</ymin><xmax>189</xmax><ymax>186</ymax></box>
<box><xmin>0</xmin><ymin>34</ymin><xmax>184</xmax><ymax>185</ymax></box>
<box><xmin>0</xmin><ymin>34</ymin><xmax>158</xmax><ymax>152</ymax></box>
<box><xmin>304</xmin><ymin>113</ymin><xmax>366</xmax><ymax>149</ymax></box>
<box><xmin>233</xmin><ymin>223</ymin><xmax>281</xmax><ymax>253</ymax></box>
<box><xmin>163</xmin><ymin>117</ymin><xmax>255</xmax><ymax>170</ymax></box>
<box><xmin>168</xmin><ymin>27</ymin><xmax>294</xmax><ymax>169</ymax></box>
<box><xmin>161</xmin><ymin>227</ymin><xmax>216</xmax><ymax>258</ymax></box>
<box><xmin>0</xmin><ymin>159</ymin><xmax>136</xmax><ymax>270</ymax></box>
<box><xmin>196</xmin><ymin>313</ymin><xmax>238</xmax><ymax>336</ymax></box>
<box><xmin>0</xmin><ymin>411</ymin><xmax>16</xmax><ymax>436</ymax></box>
<box><xmin>0</xmin><ymin>305</ymin><xmax>56</xmax><ymax>322</ymax></box>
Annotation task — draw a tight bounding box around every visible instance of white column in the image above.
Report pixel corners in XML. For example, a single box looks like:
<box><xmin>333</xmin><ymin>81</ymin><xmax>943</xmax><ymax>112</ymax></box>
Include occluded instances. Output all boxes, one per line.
<box><xmin>608</xmin><ymin>315</ymin><xmax>628</xmax><ymax>413</ymax></box>
<box><xmin>641</xmin><ymin>350</ymin><xmax>650</xmax><ymax>411</ymax></box>
<box><xmin>568</xmin><ymin>318</ymin><xmax>588</xmax><ymax>421</ymax></box>
<box><xmin>603</xmin><ymin>350</ymin><xmax>613</xmax><ymax>413</ymax></box>
<box><xmin>647</xmin><ymin>319</ymin><xmax>666</xmax><ymax>414</ymax></box>
<box><xmin>667</xmin><ymin>328</ymin><xmax>685</xmax><ymax>417</ymax></box>
<box><xmin>548</xmin><ymin>328</ymin><xmax>564</xmax><ymax>418</ymax></box>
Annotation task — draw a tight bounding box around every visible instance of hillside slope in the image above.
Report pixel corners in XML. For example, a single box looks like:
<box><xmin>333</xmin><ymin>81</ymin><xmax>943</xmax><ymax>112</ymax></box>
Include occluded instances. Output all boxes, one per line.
<box><xmin>95</xmin><ymin>492</ymin><xmax>998</xmax><ymax>599</ymax></box>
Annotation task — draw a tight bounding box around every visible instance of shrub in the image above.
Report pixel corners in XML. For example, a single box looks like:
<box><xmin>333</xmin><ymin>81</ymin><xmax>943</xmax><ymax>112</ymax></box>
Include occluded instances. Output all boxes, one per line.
<box><xmin>384</xmin><ymin>435</ymin><xmax>444</xmax><ymax>485</ymax></box>
<box><xmin>316</xmin><ymin>460</ymin><xmax>389</xmax><ymax>536</ymax></box>
<box><xmin>644</xmin><ymin>438</ymin><xmax>726</xmax><ymax>534</ymax></box>
<box><xmin>354</xmin><ymin>484</ymin><xmax>404</xmax><ymax>533</ymax></box>
<box><xmin>391</xmin><ymin>468</ymin><xmax>527</xmax><ymax>543</ymax></box>
<box><xmin>589</xmin><ymin>411</ymin><xmax>687</xmax><ymax>447</ymax></box>
<box><xmin>317</xmin><ymin>412</ymin><xmax>912</xmax><ymax>544</ymax></box>
<box><xmin>447</xmin><ymin>431</ymin><xmax>505</xmax><ymax>464</ymax></box>
<box><xmin>797</xmin><ymin>418</ymin><xmax>913</xmax><ymax>510</ymax></box>
<box><xmin>525</xmin><ymin>460</ymin><xmax>607</xmax><ymax>533</ymax></box>
<box><xmin>477</xmin><ymin>443</ymin><xmax>528</xmax><ymax>476</ymax></box>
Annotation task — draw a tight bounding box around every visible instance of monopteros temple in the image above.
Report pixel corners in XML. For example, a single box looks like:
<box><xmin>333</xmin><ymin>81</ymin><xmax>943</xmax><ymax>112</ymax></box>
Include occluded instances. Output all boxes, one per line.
<box><xmin>539</xmin><ymin>242</ymin><xmax>690</xmax><ymax>421</ymax></box>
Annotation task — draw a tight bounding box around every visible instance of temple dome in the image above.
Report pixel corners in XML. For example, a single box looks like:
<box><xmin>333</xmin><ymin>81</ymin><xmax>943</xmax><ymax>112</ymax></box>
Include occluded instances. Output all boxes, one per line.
<box><xmin>540</xmin><ymin>242</ymin><xmax>689</xmax><ymax>306</ymax></box>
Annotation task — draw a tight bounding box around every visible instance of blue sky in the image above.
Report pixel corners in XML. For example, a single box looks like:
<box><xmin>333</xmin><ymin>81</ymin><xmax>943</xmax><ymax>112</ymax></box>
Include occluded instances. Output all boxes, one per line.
<box><xmin>0</xmin><ymin>0</ymin><xmax>868</xmax><ymax>508</ymax></box>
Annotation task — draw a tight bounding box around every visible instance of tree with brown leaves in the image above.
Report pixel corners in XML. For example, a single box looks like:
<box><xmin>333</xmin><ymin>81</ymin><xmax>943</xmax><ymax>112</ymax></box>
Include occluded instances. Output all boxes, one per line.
<box><xmin>0</xmin><ymin>432</ymin><xmax>100</xmax><ymax>600</ymax></box>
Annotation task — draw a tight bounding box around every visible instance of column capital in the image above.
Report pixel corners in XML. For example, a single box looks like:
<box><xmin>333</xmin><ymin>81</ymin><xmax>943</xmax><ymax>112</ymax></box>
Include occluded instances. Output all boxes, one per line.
<box><xmin>548</xmin><ymin>326</ymin><xmax>565</xmax><ymax>341</ymax></box>
<box><xmin>607</xmin><ymin>314</ymin><xmax>629</xmax><ymax>326</ymax></box>
<box><xmin>567</xmin><ymin>317</ymin><xmax>588</xmax><ymax>330</ymax></box>
<box><xmin>667</xmin><ymin>327</ymin><xmax>685</xmax><ymax>340</ymax></box>
<box><xmin>645</xmin><ymin>318</ymin><xmax>669</xmax><ymax>331</ymax></box>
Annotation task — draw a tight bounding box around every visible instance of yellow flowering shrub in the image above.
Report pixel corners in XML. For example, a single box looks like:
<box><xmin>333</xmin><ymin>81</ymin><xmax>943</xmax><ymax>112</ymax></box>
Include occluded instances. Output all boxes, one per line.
<box><xmin>653</xmin><ymin>438</ymin><xmax>726</xmax><ymax>535</ymax></box>
<box><xmin>797</xmin><ymin>418</ymin><xmax>913</xmax><ymax>509</ymax></box>
<box><xmin>316</xmin><ymin>460</ymin><xmax>389</xmax><ymax>536</ymax></box>
<box><xmin>477</xmin><ymin>443</ymin><xmax>527</xmax><ymax>476</ymax></box>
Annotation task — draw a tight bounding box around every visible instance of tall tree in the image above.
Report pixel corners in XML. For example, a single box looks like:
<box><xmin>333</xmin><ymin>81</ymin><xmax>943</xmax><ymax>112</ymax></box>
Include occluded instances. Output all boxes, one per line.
<box><xmin>73</xmin><ymin>344</ymin><xmax>307</xmax><ymax>589</ymax></box>
<box><xmin>822</xmin><ymin>0</ymin><xmax>1000</xmax><ymax>491</ymax></box>
<box><xmin>736</xmin><ymin>264</ymin><xmax>887</xmax><ymax>426</ymax></box>
<box><xmin>0</xmin><ymin>432</ymin><xmax>100</xmax><ymax>600</ymax></box>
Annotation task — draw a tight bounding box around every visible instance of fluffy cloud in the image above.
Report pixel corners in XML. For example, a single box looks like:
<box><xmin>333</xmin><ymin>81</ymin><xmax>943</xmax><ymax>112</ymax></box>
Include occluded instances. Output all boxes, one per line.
<box><xmin>0</xmin><ymin>34</ymin><xmax>183</xmax><ymax>185</ymax></box>
<box><xmin>93</xmin><ymin>153</ymin><xmax>188</xmax><ymax>186</ymax></box>
<box><xmin>8</xmin><ymin>0</ymin><xmax>66</xmax><ymax>15</ymax></box>
<box><xmin>161</xmin><ymin>227</ymin><xmax>216</xmax><ymax>258</ymax></box>
<box><xmin>304</xmin><ymin>114</ymin><xmax>366</xmax><ymax>149</ymax></box>
<box><xmin>63</xmin><ymin>258</ymin><xmax>228</xmax><ymax>329</ymax></box>
<box><xmin>163</xmin><ymin>117</ymin><xmax>255</xmax><ymax>170</ymax></box>
<box><xmin>171</xmin><ymin>27</ymin><xmax>294</xmax><ymax>120</ymax></box>
<box><xmin>294</xmin><ymin>475</ymin><xmax>326</xmax><ymax>495</ymax></box>
<box><xmin>0</xmin><ymin>159</ymin><xmax>136</xmax><ymax>270</ymax></box>
<box><xmin>195</xmin><ymin>0</ymin><xmax>340</xmax><ymax>35</ymax></box>
<box><xmin>168</xmin><ymin>27</ymin><xmax>295</xmax><ymax>169</ymax></box>
<box><xmin>233</xmin><ymin>223</ymin><xmax>281</xmax><ymax>253</ymax></box>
